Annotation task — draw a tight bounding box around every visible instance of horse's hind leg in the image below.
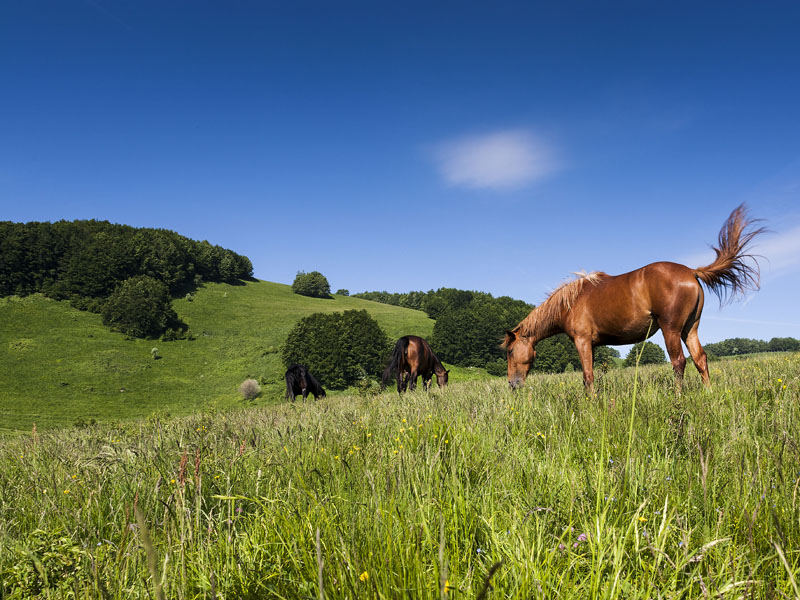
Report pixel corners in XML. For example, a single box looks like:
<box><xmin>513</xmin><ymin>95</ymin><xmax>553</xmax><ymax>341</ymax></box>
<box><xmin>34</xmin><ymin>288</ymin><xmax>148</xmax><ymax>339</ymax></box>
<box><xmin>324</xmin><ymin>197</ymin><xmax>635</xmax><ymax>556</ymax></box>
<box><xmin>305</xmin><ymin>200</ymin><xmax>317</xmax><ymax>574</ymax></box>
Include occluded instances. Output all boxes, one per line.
<box><xmin>661</xmin><ymin>328</ymin><xmax>687</xmax><ymax>395</ymax></box>
<box><xmin>683</xmin><ymin>322</ymin><xmax>710</xmax><ymax>388</ymax></box>
<box><xmin>408</xmin><ymin>370</ymin><xmax>419</xmax><ymax>391</ymax></box>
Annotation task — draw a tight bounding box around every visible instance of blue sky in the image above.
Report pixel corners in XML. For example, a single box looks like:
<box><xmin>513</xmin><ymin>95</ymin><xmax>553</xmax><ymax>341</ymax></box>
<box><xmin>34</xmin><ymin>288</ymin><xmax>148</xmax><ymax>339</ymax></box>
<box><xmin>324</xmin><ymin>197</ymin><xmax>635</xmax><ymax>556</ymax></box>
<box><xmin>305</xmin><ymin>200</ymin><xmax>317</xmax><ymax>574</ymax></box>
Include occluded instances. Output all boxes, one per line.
<box><xmin>3</xmin><ymin>1</ymin><xmax>800</xmax><ymax>347</ymax></box>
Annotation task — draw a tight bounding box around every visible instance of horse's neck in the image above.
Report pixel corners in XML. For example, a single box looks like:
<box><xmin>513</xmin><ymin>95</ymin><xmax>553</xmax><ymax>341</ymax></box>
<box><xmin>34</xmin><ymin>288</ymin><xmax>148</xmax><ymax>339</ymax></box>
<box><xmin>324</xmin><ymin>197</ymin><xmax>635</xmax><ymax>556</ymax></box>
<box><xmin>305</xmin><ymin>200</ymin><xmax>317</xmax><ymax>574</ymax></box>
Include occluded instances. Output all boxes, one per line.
<box><xmin>527</xmin><ymin>308</ymin><xmax>565</xmax><ymax>345</ymax></box>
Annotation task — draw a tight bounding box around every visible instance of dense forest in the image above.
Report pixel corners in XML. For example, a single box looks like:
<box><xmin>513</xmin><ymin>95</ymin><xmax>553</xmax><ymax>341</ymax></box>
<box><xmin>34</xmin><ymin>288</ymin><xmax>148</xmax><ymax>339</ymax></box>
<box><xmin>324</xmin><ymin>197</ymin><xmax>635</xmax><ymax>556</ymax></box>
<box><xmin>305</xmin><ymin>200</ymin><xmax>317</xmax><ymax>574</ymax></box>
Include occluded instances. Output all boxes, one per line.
<box><xmin>0</xmin><ymin>220</ymin><xmax>253</xmax><ymax>337</ymax></box>
<box><xmin>0</xmin><ymin>220</ymin><xmax>252</xmax><ymax>302</ymax></box>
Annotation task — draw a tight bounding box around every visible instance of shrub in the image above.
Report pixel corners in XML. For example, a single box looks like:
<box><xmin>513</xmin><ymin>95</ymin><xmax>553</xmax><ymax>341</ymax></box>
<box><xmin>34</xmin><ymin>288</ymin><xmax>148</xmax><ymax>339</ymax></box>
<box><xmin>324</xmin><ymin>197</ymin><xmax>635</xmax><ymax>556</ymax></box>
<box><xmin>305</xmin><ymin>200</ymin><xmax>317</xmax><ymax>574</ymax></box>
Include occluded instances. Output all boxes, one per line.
<box><xmin>485</xmin><ymin>358</ymin><xmax>507</xmax><ymax>377</ymax></box>
<box><xmin>336</xmin><ymin>288</ymin><xmax>350</xmax><ymax>296</ymax></box>
<box><xmin>101</xmin><ymin>276</ymin><xmax>179</xmax><ymax>338</ymax></box>
<box><xmin>624</xmin><ymin>341</ymin><xmax>667</xmax><ymax>367</ymax></box>
<box><xmin>282</xmin><ymin>310</ymin><xmax>390</xmax><ymax>389</ymax></box>
<box><xmin>291</xmin><ymin>271</ymin><xmax>331</xmax><ymax>298</ymax></box>
<box><xmin>238</xmin><ymin>379</ymin><xmax>261</xmax><ymax>400</ymax></box>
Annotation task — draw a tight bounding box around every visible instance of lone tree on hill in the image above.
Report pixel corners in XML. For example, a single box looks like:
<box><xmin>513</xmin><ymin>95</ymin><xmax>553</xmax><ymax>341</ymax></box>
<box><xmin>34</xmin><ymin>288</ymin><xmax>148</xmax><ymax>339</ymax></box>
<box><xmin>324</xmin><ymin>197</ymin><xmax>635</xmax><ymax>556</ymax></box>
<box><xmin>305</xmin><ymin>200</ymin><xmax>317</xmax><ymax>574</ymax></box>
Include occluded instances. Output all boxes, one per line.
<box><xmin>291</xmin><ymin>271</ymin><xmax>331</xmax><ymax>298</ymax></box>
<box><xmin>624</xmin><ymin>341</ymin><xmax>667</xmax><ymax>367</ymax></box>
<box><xmin>282</xmin><ymin>310</ymin><xmax>390</xmax><ymax>389</ymax></box>
<box><xmin>101</xmin><ymin>275</ymin><xmax>179</xmax><ymax>338</ymax></box>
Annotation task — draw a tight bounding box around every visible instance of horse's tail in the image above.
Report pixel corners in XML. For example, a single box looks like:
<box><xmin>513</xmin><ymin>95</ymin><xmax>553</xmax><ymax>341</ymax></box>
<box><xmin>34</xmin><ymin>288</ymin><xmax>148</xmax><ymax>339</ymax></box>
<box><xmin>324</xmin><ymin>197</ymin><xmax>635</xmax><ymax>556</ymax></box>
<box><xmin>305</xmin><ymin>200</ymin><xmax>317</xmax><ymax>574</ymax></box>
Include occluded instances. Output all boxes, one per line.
<box><xmin>694</xmin><ymin>204</ymin><xmax>766</xmax><ymax>305</ymax></box>
<box><xmin>381</xmin><ymin>337</ymin><xmax>409</xmax><ymax>388</ymax></box>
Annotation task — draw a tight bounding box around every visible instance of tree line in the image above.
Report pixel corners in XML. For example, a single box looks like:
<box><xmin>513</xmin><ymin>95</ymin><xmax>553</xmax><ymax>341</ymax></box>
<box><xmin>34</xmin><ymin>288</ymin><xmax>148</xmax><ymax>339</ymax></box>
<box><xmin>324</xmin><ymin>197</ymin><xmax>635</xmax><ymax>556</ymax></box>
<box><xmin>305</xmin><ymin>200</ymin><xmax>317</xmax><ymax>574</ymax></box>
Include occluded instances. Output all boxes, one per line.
<box><xmin>705</xmin><ymin>336</ymin><xmax>800</xmax><ymax>357</ymax></box>
<box><xmin>354</xmin><ymin>287</ymin><xmax>620</xmax><ymax>375</ymax></box>
<box><xmin>0</xmin><ymin>220</ymin><xmax>253</xmax><ymax>337</ymax></box>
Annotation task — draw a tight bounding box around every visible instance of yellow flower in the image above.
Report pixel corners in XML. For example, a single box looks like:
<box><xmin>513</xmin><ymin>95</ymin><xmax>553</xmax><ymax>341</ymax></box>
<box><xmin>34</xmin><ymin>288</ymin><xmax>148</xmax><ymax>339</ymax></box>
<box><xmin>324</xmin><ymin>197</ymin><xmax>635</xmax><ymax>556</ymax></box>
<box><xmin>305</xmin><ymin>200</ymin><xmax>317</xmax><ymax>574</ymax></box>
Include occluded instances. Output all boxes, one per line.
<box><xmin>366</xmin><ymin>433</ymin><xmax>372</xmax><ymax>438</ymax></box>
<box><xmin>638</xmin><ymin>516</ymin><xmax>646</xmax><ymax>522</ymax></box>
<box><xmin>402</xmin><ymin>418</ymin><xmax>407</xmax><ymax>423</ymax></box>
<box><xmin>359</xmin><ymin>571</ymin><xmax>369</xmax><ymax>582</ymax></box>
<box><xmin>64</xmin><ymin>489</ymin><xmax>70</xmax><ymax>494</ymax></box>
<box><xmin>171</xmin><ymin>479</ymin><xmax>176</xmax><ymax>484</ymax></box>
<box><xmin>334</xmin><ymin>455</ymin><xmax>340</xmax><ymax>460</ymax></box>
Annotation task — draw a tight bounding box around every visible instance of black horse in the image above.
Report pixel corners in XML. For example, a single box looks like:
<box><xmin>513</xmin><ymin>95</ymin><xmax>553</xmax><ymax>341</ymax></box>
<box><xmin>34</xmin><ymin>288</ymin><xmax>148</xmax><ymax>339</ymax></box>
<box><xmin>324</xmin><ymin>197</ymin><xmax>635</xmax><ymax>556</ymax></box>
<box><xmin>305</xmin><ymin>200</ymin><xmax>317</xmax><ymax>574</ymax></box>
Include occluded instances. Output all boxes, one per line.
<box><xmin>284</xmin><ymin>364</ymin><xmax>326</xmax><ymax>401</ymax></box>
<box><xmin>382</xmin><ymin>335</ymin><xmax>448</xmax><ymax>394</ymax></box>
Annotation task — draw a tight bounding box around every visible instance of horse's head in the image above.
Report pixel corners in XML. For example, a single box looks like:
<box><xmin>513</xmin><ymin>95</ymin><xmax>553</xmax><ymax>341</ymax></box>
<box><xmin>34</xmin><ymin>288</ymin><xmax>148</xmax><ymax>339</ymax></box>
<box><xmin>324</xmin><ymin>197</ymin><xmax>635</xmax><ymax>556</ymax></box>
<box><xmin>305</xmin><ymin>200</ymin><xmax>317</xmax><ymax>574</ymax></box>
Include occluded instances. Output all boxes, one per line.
<box><xmin>504</xmin><ymin>328</ymin><xmax>535</xmax><ymax>389</ymax></box>
<box><xmin>436</xmin><ymin>369</ymin><xmax>449</xmax><ymax>388</ymax></box>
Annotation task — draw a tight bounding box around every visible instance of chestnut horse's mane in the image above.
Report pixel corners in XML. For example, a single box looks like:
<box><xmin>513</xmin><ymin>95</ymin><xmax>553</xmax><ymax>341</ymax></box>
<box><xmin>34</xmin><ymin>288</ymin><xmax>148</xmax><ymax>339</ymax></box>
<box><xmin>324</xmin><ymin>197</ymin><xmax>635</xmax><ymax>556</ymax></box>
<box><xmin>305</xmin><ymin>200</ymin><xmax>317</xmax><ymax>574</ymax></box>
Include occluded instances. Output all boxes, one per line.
<box><xmin>515</xmin><ymin>271</ymin><xmax>606</xmax><ymax>339</ymax></box>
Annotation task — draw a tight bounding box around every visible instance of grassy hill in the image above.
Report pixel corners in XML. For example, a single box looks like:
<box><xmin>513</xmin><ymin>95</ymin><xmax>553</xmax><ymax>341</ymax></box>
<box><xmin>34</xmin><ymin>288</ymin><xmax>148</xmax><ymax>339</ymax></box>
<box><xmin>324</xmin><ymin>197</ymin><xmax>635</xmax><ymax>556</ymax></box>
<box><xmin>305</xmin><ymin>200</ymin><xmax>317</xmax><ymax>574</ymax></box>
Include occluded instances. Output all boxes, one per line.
<box><xmin>0</xmin><ymin>280</ymin><xmax>438</xmax><ymax>432</ymax></box>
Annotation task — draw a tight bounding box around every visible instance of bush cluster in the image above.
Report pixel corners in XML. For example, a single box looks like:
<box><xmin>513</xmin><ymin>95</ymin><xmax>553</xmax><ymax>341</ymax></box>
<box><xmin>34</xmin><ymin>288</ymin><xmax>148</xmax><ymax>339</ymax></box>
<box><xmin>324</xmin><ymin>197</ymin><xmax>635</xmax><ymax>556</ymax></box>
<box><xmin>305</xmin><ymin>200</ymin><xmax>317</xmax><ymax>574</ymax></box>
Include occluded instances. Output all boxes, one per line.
<box><xmin>282</xmin><ymin>310</ymin><xmax>390</xmax><ymax>389</ymax></box>
<box><xmin>291</xmin><ymin>271</ymin><xmax>331</xmax><ymax>298</ymax></box>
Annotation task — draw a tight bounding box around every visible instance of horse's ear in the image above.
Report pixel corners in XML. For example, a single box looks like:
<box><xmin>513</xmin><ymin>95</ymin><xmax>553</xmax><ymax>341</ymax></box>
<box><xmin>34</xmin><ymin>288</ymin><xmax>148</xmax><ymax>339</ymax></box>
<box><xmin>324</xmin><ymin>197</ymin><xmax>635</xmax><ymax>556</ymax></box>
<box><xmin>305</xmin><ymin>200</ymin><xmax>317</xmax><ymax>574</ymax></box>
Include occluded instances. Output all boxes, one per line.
<box><xmin>503</xmin><ymin>329</ymin><xmax>516</xmax><ymax>346</ymax></box>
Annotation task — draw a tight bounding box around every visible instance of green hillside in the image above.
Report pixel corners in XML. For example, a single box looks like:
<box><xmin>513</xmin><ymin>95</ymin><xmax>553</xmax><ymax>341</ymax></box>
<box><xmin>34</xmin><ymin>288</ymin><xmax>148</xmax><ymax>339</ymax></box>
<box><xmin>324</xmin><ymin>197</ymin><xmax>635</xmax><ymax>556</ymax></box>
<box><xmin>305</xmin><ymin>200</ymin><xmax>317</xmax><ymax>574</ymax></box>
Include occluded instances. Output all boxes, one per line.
<box><xmin>0</xmin><ymin>280</ymin><xmax>435</xmax><ymax>432</ymax></box>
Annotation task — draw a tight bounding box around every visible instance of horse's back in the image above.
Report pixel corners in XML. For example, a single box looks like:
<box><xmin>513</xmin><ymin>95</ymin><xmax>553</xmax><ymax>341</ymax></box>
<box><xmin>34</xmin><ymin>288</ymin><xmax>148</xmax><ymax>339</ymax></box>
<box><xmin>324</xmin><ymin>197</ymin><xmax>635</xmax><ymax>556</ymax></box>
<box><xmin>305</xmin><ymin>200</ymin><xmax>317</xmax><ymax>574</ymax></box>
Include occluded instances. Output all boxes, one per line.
<box><xmin>571</xmin><ymin>262</ymin><xmax>702</xmax><ymax>344</ymax></box>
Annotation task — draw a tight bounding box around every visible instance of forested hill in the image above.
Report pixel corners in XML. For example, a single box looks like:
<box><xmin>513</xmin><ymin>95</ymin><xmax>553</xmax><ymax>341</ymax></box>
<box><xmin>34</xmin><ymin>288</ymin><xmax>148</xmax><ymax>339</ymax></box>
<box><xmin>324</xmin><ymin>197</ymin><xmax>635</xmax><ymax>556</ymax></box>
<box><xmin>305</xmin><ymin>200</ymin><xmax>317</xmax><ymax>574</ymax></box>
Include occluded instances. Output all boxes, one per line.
<box><xmin>0</xmin><ymin>220</ymin><xmax>252</xmax><ymax>309</ymax></box>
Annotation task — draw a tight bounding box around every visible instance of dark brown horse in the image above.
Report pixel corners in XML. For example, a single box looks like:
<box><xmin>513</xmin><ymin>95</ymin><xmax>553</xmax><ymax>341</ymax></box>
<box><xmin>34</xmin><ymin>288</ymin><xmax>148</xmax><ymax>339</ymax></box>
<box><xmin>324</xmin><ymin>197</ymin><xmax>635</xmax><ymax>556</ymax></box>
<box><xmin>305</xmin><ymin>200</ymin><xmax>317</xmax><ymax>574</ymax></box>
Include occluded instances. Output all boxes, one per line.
<box><xmin>504</xmin><ymin>205</ymin><xmax>765</xmax><ymax>394</ymax></box>
<box><xmin>382</xmin><ymin>335</ymin><xmax>449</xmax><ymax>393</ymax></box>
<box><xmin>285</xmin><ymin>364</ymin><xmax>326</xmax><ymax>401</ymax></box>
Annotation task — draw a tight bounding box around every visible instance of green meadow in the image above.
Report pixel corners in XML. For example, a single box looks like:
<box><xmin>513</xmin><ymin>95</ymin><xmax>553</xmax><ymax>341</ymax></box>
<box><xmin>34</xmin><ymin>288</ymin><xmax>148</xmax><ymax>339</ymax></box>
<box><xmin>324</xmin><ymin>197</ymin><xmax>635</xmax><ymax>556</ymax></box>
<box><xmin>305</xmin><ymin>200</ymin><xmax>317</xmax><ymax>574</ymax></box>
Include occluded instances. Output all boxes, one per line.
<box><xmin>0</xmin><ymin>281</ymin><xmax>435</xmax><ymax>433</ymax></box>
<box><xmin>2</xmin><ymin>280</ymin><xmax>800</xmax><ymax>598</ymax></box>
<box><xmin>1</xmin><ymin>353</ymin><xmax>799</xmax><ymax>598</ymax></box>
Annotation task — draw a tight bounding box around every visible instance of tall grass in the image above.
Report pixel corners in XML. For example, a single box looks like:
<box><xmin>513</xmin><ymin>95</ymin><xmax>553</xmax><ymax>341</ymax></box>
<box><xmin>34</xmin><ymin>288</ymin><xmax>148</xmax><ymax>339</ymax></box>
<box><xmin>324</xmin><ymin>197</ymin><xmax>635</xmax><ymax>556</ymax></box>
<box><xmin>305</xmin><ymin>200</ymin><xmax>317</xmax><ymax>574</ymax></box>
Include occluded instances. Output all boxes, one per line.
<box><xmin>1</xmin><ymin>353</ymin><xmax>798</xmax><ymax>598</ymax></box>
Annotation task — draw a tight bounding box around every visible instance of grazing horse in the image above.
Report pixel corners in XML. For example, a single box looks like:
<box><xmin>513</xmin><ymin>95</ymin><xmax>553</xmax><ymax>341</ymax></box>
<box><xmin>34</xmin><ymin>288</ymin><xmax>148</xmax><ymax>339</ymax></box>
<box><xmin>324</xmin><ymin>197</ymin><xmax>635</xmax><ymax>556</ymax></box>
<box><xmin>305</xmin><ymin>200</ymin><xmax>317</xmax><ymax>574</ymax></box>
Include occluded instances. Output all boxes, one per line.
<box><xmin>504</xmin><ymin>204</ymin><xmax>765</xmax><ymax>395</ymax></box>
<box><xmin>284</xmin><ymin>364</ymin><xmax>326</xmax><ymax>401</ymax></box>
<box><xmin>382</xmin><ymin>335</ymin><xmax>449</xmax><ymax>393</ymax></box>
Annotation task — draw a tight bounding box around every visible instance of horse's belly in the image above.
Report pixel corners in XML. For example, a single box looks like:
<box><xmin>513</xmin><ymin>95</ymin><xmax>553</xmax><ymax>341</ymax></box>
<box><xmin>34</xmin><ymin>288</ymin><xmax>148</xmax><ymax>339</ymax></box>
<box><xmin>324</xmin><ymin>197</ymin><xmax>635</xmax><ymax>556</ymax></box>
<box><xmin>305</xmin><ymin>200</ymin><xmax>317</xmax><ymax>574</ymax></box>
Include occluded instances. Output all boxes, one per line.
<box><xmin>595</xmin><ymin>316</ymin><xmax>659</xmax><ymax>345</ymax></box>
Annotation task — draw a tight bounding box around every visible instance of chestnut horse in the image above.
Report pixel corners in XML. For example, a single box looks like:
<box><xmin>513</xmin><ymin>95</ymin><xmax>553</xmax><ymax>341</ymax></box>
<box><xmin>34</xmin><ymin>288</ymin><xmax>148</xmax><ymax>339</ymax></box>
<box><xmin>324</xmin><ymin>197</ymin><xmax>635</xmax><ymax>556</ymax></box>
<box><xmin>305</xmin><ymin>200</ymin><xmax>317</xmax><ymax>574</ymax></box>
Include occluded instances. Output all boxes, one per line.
<box><xmin>504</xmin><ymin>205</ymin><xmax>765</xmax><ymax>394</ymax></box>
<box><xmin>382</xmin><ymin>335</ymin><xmax>449</xmax><ymax>393</ymax></box>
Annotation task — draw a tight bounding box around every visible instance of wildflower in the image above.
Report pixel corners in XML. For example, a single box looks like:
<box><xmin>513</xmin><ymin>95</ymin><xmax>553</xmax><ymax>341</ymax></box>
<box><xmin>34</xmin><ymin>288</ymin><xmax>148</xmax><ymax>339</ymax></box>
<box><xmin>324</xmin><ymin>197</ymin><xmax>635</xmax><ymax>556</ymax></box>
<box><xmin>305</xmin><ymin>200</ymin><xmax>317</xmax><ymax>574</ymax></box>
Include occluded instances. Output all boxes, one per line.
<box><xmin>359</xmin><ymin>571</ymin><xmax>369</xmax><ymax>582</ymax></box>
<box><xmin>71</xmin><ymin>474</ymin><xmax>77</xmax><ymax>479</ymax></box>
<box><xmin>171</xmin><ymin>479</ymin><xmax>176</xmax><ymax>484</ymax></box>
<box><xmin>638</xmin><ymin>516</ymin><xmax>647</xmax><ymax>522</ymax></box>
<box><xmin>334</xmin><ymin>455</ymin><xmax>340</xmax><ymax>460</ymax></box>
<box><xmin>64</xmin><ymin>489</ymin><xmax>70</xmax><ymax>494</ymax></box>
<box><xmin>366</xmin><ymin>433</ymin><xmax>372</xmax><ymax>437</ymax></box>
<box><xmin>402</xmin><ymin>418</ymin><xmax>407</xmax><ymax>423</ymax></box>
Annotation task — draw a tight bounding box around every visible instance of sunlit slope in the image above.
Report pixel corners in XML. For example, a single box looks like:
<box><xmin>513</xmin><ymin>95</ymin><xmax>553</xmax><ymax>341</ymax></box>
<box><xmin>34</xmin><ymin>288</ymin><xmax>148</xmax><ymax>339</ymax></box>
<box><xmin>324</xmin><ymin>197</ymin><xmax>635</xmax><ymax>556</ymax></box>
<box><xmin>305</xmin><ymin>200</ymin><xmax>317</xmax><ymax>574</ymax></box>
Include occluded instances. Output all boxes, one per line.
<box><xmin>0</xmin><ymin>280</ymin><xmax>434</xmax><ymax>432</ymax></box>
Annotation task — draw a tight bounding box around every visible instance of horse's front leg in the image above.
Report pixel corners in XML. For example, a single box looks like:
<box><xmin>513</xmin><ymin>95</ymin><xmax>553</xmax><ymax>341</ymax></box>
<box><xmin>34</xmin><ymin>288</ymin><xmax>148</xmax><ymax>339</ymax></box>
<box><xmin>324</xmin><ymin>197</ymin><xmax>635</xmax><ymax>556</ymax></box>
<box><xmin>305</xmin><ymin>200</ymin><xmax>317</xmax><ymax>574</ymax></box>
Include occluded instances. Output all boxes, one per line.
<box><xmin>422</xmin><ymin>375</ymin><xmax>432</xmax><ymax>391</ymax></box>
<box><xmin>574</xmin><ymin>337</ymin><xmax>595</xmax><ymax>396</ymax></box>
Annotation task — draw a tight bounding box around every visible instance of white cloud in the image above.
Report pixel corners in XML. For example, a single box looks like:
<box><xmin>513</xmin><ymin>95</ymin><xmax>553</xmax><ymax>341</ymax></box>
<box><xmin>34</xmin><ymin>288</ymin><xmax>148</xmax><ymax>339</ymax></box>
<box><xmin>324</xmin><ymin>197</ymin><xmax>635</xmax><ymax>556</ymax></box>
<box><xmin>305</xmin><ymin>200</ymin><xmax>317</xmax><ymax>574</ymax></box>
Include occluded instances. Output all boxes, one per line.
<box><xmin>754</xmin><ymin>225</ymin><xmax>800</xmax><ymax>275</ymax></box>
<box><xmin>432</xmin><ymin>129</ymin><xmax>558</xmax><ymax>190</ymax></box>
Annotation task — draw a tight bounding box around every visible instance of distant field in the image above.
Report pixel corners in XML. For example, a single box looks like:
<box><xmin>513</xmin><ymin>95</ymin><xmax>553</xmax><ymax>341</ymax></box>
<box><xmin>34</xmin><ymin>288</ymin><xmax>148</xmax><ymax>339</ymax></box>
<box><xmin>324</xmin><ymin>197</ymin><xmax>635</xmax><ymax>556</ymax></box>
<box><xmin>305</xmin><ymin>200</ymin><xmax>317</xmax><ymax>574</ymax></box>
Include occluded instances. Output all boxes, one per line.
<box><xmin>1</xmin><ymin>352</ymin><xmax>798</xmax><ymax>598</ymax></box>
<box><xmin>0</xmin><ymin>281</ymin><xmax>437</xmax><ymax>432</ymax></box>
